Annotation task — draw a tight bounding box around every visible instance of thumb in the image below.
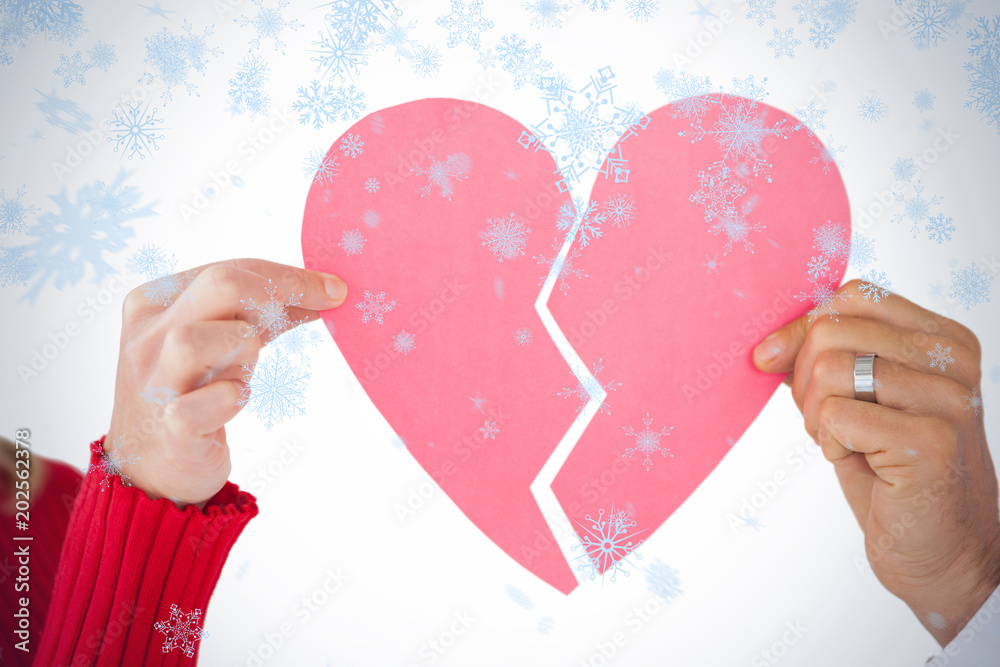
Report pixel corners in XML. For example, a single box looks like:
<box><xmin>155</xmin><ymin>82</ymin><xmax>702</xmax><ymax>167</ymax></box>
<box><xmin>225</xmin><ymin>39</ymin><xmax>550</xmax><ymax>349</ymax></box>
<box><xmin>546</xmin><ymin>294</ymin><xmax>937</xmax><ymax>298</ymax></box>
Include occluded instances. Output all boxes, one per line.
<box><xmin>752</xmin><ymin>311</ymin><xmax>812</xmax><ymax>376</ymax></box>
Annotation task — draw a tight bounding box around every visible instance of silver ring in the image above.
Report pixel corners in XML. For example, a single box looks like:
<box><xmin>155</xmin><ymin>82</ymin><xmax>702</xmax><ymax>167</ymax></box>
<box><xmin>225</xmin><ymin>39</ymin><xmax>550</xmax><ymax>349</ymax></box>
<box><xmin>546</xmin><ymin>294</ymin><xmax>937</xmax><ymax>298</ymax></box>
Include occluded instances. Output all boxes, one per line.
<box><xmin>854</xmin><ymin>353</ymin><xmax>877</xmax><ymax>403</ymax></box>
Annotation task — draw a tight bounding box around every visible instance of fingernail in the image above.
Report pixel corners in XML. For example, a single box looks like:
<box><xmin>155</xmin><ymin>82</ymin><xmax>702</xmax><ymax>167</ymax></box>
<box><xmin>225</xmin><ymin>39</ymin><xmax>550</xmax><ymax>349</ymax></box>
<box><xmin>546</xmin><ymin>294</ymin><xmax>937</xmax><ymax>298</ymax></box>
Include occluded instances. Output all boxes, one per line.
<box><xmin>754</xmin><ymin>333</ymin><xmax>782</xmax><ymax>365</ymax></box>
<box><xmin>324</xmin><ymin>276</ymin><xmax>347</xmax><ymax>303</ymax></box>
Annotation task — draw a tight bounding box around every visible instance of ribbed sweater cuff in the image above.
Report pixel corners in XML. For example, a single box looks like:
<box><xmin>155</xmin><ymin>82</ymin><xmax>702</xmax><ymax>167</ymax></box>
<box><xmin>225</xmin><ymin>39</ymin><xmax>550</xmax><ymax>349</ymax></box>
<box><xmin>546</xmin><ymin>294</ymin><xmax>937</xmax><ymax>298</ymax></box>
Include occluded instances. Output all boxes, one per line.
<box><xmin>35</xmin><ymin>437</ymin><xmax>258</xmax><ymax>667</ymax></box>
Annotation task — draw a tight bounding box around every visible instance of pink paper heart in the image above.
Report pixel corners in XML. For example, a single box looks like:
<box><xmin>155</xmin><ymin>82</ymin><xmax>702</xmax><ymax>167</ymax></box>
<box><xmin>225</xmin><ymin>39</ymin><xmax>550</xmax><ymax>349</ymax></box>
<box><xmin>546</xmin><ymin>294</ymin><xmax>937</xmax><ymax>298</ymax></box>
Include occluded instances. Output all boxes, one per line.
<box><xmin>301</xmin><ymin>95</ymin><xmax>849</xmax><ymax>593</ymax></box>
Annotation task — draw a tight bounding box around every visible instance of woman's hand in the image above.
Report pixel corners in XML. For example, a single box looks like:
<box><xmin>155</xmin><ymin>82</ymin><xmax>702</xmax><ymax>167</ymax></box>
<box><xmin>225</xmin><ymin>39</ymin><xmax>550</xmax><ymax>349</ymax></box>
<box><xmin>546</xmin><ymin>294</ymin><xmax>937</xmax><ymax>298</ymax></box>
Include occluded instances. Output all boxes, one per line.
<box><xmin>754</xmin><ymin>279</ymin><xmax>1000</xmax><ymax>646</ymax></box>
<box><xmin>104</xmin><ymin>259</ymin><xmax>347</xmax><ymax>508</ymax></box>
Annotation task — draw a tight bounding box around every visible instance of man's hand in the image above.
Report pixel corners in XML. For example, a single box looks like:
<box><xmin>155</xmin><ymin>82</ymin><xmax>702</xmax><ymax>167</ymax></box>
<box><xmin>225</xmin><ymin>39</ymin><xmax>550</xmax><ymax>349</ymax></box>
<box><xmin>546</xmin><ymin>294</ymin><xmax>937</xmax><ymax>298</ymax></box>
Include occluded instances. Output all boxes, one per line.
<box><xmin>754</xmin><ymin>279</ymin><xmax>1000</xmax><ymax>646</ymax></box>
<box><xmin>104</xmin><ymin>258</ymin><xmax>347</xmax><ymax>508</ymax></box>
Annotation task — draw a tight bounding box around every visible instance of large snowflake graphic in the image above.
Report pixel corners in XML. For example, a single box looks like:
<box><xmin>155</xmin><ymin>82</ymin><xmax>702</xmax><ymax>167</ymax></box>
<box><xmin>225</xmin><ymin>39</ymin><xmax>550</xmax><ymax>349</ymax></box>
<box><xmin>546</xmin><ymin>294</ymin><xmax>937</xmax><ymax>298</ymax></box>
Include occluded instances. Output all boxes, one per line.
<box><xmin>436</xmin><ymin>0</ymin><xmax>493</xmax><ymax>49</ymax></box>
<box><xmin>796</xmin><ymin>280</ymin><xmax>853</xmax><ymax>322</ymax></box>
<box><xmin>393</xmin><ymin>330</ymin><xmax>416</xmax><ymax>355</ymax></box>
<box><xmin>480</xmin><ymin>212</ymin><xmax>531</xmax><ymax>262</ymax></box>
<box><xmin>644</xmin><ymin>558</ymin><xmax>684</xmax><ymax>602</ymax></box>
<box><xmin>143</xmin><ymin>20</ymin><xmax>221</xmax><ymax>103</ymax></box>
<box><xmin>88</xmin><ymin>436</ymin><xmax>139</xmax><ymax>490</ymax></box>
<box><xmin>227</xmin><ymin>54</ymin><xmax>271</xmax><ymax>119</ymax></box>
<box><xmin>893</xmin><ymin>180</ymin><xmax>942</xmax><ymax>238</ymax></box>
<box><xmin>623</xmin><ymin>412</ymin><xmax>673</xmax><ymax>471</ymax></box>
<box><xmin>948</xmin><ymin>262</ymin><xmax>992</xmax><ymax>310</ymax></box>
<box><xmin>409</xmin><ymin>153</ymin><xmax>472</xmax><ymax>199</ymax></box>
<box><xmin>0</xmin><ymin>246</ymin><xmax>36</xmax><ymax>287</ymax></box>
<box><xmin>355</xmin><ymin>289</ymin><xmax>397</xmax><ymax>324</ymax></box>
<box><xmin>572</xmin><ymin>505</ymin><xmax>645</xmax><ymax>584</ymax></box>
<box><xmin>1</xmin><ymin>185</ymin><xmax>39</xmax><ymax>236</ymax></box>
<box><xmin>154</xmin><ymin>604</ymin><xmax>209</xmax><ymax>658</ymax></box>
<box><xmin>105</xmin><ymin>100</ymin><xmax>167</xmax><ymax>160</ymax></box>
<box><xmin>242</xmin><ymin>278</ymin><xmax>302</xmax><ymax>339</ymax></box>
<box><xmin>339</xmin><ymin>228</ymin><xmax>366</xmax><ymax>256</ymax></box>
<box><xmin>559</xmin><ymin>357</ymin><xmax>622</xmax><ymax>416</ymax></box>
<box><xmin>293</xmin><ymin>81</ymin><xmax>367</xmax><ymax>128</ymax></box>
<box><xmin>236</xmin><ymin>0</ymin><xmax>302</xmax><ymax>54</ymax></box>
<box><xmin>239</xmin><ymin>351</ymin><xmax>310</xmax><ymax>429</ymax></box>
<box><xmin>964</xmin><ymin>15</ymin><xmax>1000</xmax><ymax>134</ymax></box>
<box><xmin>495</xmin><ymin>32</ymin><xmax>551</xmax><ymax>90</ymax></box>
<box><xmin>927</xmin><ymin>342</ymin><xmax>954</xmax><ymax>371</ymax></box>
<box><xmin>535</xmin><ymin>237</ymin><xmax>587</xmax><ymax>294</ymax></box>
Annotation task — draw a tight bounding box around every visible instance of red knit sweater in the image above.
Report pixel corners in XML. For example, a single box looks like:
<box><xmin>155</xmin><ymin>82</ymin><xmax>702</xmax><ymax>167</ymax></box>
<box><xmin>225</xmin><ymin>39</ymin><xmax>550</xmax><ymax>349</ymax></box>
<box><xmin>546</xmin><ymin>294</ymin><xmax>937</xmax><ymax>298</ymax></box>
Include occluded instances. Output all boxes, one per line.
<box><xmin>29</xmin><ymin>437</ymin><xmax>258</xmax><ymax>666</ymax></box>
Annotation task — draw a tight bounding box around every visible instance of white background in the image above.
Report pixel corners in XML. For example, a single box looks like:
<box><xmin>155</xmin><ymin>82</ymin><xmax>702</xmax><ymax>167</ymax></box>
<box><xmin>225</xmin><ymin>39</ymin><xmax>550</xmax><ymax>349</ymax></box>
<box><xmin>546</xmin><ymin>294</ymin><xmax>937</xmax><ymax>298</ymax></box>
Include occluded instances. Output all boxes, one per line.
<box><xmin>1</xmin><ymin>0</ymin><xmax>999</xmax><ymax>665</ymax></box>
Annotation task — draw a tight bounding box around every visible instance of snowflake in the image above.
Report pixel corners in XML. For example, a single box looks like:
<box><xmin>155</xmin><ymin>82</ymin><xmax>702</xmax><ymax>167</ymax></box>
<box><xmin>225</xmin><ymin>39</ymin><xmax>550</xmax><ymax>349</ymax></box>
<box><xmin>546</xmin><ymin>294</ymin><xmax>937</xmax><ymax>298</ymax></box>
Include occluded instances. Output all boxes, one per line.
<box><xmin>858</xmin><ymin>94</ymin><xmax>888</xmax><ymax>123</ymax></box>
<box><xmin>964</xmin><ymin>16</ymin><xmax>1000</xmax><ymax>134</ymax></box>
<box><xmin>653</xmin><ymin>69</ymin><xmax>714</xmax><ymax>121</ymax></box>
<box><xmin>6</xmin><ymin>0</ymin><xmax>87</xmax><ymax>46</ymax></box>
<box><xmin>88</xmin><ymin>436</ymin><xmax>139</xmax><ymax>489</ymax></box>
<box><xmin>477</xmin><ymin>46</ymin><xmax>496</xmax><ymax>68</ymax></box>
<box><xmin>409</xmin><ymin>43</ymin><xmax>442</xmax><ymax>78</ymax></box>
<box><xmin>21</xmin><ymin>171</ymin><xmax>154</xmax><ymax>303</ymax></box>
<box><xmin>702</xmin><ymin>254</ymin><xmax>722</xmax><ymax>274</ymax></box>
<box><xmin>503</xmin><ymin>585</ymin><xmax>534</xmax><ymax>610</ymax></box>
<box><xmin>746</xmin><ymin>0</ymin><xmax>777</xmax><ymax>26</ymax></box>
<box><xmin>572</xmin><ymin>505</ymin><xmax>644</xmax><ymax>584</ymax></box>
<box><xmin>236</xmin><ymin>0</ymin><xmax>302</xmax><ymax>54</ymax></box>
<box><xmin>307</xmin><ymin>25</ymin><xmax>368</xmax><ymax>83</ymax></box>
<box><xmin>436</xmin><ymin>0</ymin><xmax>493</xmax><ymax>49</ymax></box>
<box><xmin>821</xmin><ymin>0</ymin><xmax>857</xmax><ymax>32</ymax></box>
<box><xmin>393</xmin><ymin>330</ymin><xmax>416</xmax><ymax>355</ymax></box>
<box><xmin>340</xmin><ymin>132</ymin><xmax>365</xmax><ymax>158</ymax></box>
<box><xmin>796</xmin><ymin>281</ymin><xmax>852</xmax><ymax>321</ymax></box>
<box><xmin>364</xmin><ymin>177</ymin><xmax>379</xmax><ymax>193</ymax></box>
<box><xmin>810</xmin><ymin>135</ymin><xmax>845</xmax><ymax>174</ymax></box>
<box><xmin>524</xmin><ymin>0</ymin><xmax>570</xmax><ymax>28</ymax></box>
<box><xmin>523</xmin><ymin>65</ymin><xmax>647</xmax><ymax>188</ymax></box>
<box><xmin>600</xmin><ymin>192</ymin><xmax>635</xmax><ymax>228</ymax></box>
<box><xmin>87</xmin><ymin>40</ymin><xmax>116</xmax><ymax>70</ymax></box>
<box><xmin>905</xmin><ymin>0</ymin><xmax>954</xmax><ymax>50</ymax></box>
<box><xmin>154</xmin><ymin>604</ymin><xmax>208</xmax><ymax>658</ymax></box>
<box><xmin>105</xmin><ymin>100</ymin><xmax>166</xmax><ymax>160</ymax></box>
<box><xmin>623</xmin><ymin>412</ymin><xmax>672</xmax><ymax>471</ymax></box>
<box><xmin>536</xmin><ymin>238</ymin><xmax>586</xmax><ymax>294</ymax></box>
<box><xmin>848</xmin><ymin>232</ymin><xmax>877</xmax><ymax>270</ymax></box>
<box><xmin>239</xmin><ymin>351</ymin><xmax>310</xmax><ymax>429</ymax></box>
<box><xmin>556</xmin><ymin>197</ymin><xmax>605</xmax><ymax>247</ymax></box>
<box><xmin>809</xmin><ymin>21</ymin><xmax>835</xmax><ymax>48</ymax></box>
<box><xmin>0</xmin><ymin>185</ymin><xmax>39</xmax><ymax>236</ymax></box>
<box><xmin>767</xmin><ymin>28</ymin><xmax>800</xmax><ymax>58</ymax></box>
<box><xmin>913</xmin><ymin>88</ymin><xmax>936</xmax><ymax>112</ymax></box>
<box><xmin>948</xmin><ymin>261</ymin><xmax>992</xmax><ymax>310</ymax></box>
<box><xmin>480</xmin><ymin>419</ymin><xmax>499</xmax><ymax>439</ymax></box>
<box><xmin>496</xmin><ymin>33</ymin><xmax>551</xmax><ymax>90</ymax></box>
<box><xmin>242</xmin><ymin>278</ymin><xmax>302</xmax><ymax>339</ymax></box>
<box><xmin>410</xmin><ymin>153</ymin><xmax>472</xmax><ymax>199</ymax></box>
<box><xmin>129</xmin><ymin>243</ymin><xmax>175</xmax><ymax>280</ymax></box>
<box><xmin>730</xmin><ymin>74</ymin><xmax>769</xmax><ymax>102</ymax></box>
<box><xmin>537</xmin><ymin>616</ymin><xmax>555</xmax><ymax>634</ymax></box>
<box><xmin>626</xmin><ymin>0</ymin><xmax>658</xmax><ymax>23</ymax></box>
<box><xmin>644</xmin><ymin>558</ymin><xmax>684</xmax><ymax>602</ymax></box>
<box><xmin>302</xmin><ymin>148</ymin><xmax>340</xmax><ymax>185</ymax></box>
<box><xmin>356</xmin><ymin>289</ymin><xmax>397</xmax><ymax>324</ymax></box>
<box><xmin>963</xmin><ymin>388</ymin><xmax>983</xmax><ymax>416</ymax></box>
<box><xmin>927</xmin><ymin>342</ymin><xmax>954</xmax><ymax>371</ymax></box>
<box><xmin>514</xmin><ymin>327</ymin><xmax>532</xmax><ymax>346</ymax></box>
<box><xmin>0</xmin><ymin>246</ymin><xmax>35</xmax><ymax>287</ymax></box>
<box><xmin>858</xmin><ymin>269</ymin><xmax>893</xmax><ymax>302</ymax></box>
<box><xmin>682</xmin><ymin>97</ymin><xmax>788</xmax><ymax>163</ymax></box>
<box><xmin>893</xmin><ymin>180</ymin><xmax>942</xmax><ymax>237</ymax></box>
<box><xmin>339</xmin><ymin>228</ymin><xmax>366</xmax><ymax>256</ymax></box>
<box><xmin>143</xmin><ymin>272</ymin><xmax>185</xmax><ymax>307</ymax></box>
<box><xmin>891</xmin><ymin>157</ymin><xmax>917</xmax><ymax>182</ymax></box>
<box><xmin>35</xmin><ymin>88</ymin><xmax>92</xmax><ymax>134</ymax></box>
<box><xmin>293</xmin><ymin>81</ymin><xmax>366</xmax><ymax>127</ymax></box>
<box><xmin>709</xmin><ymin>208</ymin><xmax>763</xmax><ymax>255</ymax></box>
<box><xmin>374</xmin><ymin>17</ymin><xmax>417</xmax><ymax>59</ymax></box>
<box><xmin>925</xmin><ymin>214</ymin><xmax>955</xmax><ymax>244</ymax></box>
<box><xmin>807</xmin><ymin>255</ymin><xmax>830</xmax><ymax>283</ymax></box>
<box><xmin>480</xmin><ymin>212</ymin><xmax>531</xmax><ymax>262</ymax></box>
<box><xmin>559</xmin><ymin>357</ymin><xmax>621</xmax><ymax>416</ymax></box>
<box><xmin>227</xmin><ymin>54</ymin><xmax>271</xmax><ymax>119</ymax></box>
<box><xmin>143</xmin><ymin>20</ymin><xmax>220</xmax><ymax>104</ymax></box>
<box><xmin>53</xmin><ymin>50</ymin><xmax>90</xmax><ymax>86</ymax></box>
<box><xmin>583</xmin><ymin>0</ymin><xmax>613</xmax><ymax>10</ymax></box>
<box><xmin>812</xmin><ymin>220</ymin><xmax>850</xmax><ymax>261</ymax></box>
